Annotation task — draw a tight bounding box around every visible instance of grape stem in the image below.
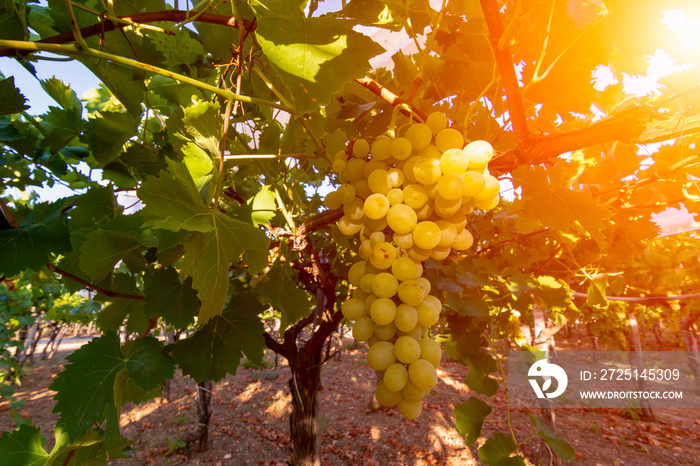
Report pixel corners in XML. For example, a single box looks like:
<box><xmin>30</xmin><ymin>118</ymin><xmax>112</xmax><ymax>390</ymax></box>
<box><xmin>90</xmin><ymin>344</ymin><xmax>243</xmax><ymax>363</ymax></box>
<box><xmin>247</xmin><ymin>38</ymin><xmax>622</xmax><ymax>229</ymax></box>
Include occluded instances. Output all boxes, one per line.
<box><xmin>482</xmin><ymin>332</ymin><xmax>519</xmax><ymax>450</ymax></box>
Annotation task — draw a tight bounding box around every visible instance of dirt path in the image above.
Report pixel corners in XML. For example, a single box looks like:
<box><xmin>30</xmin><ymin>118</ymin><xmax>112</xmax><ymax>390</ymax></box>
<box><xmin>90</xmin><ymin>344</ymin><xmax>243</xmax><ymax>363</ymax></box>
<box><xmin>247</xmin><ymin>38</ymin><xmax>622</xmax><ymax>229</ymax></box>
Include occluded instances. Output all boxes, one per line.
<box><xmin>1</xmin><ymin>341</ymin><xmax>698</xmax><ymax>465</ymax></box>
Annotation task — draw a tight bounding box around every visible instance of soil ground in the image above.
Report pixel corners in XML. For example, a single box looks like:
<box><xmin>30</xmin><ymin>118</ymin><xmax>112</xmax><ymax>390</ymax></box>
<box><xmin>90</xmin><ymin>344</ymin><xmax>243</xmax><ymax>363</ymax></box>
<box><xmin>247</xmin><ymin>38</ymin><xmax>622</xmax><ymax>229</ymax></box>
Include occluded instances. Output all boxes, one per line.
<box><xmin>1</xmin><ymin>337</ymin><xmax>699</xmax><ymax>466</ymax></box>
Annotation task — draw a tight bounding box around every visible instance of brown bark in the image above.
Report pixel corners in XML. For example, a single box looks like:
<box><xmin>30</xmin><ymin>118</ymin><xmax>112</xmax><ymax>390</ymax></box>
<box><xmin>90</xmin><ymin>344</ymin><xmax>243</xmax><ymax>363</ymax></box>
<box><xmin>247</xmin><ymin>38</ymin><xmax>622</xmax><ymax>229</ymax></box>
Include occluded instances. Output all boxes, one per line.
<box><xmin>181</xmin><ymin>381</ymin><xmax>214</xmax><ymax>453</ymax></box>
<box><xmin>628</xmin><ymin>311</ymin><xmax>654</xmax><ymax>419</ymax></box>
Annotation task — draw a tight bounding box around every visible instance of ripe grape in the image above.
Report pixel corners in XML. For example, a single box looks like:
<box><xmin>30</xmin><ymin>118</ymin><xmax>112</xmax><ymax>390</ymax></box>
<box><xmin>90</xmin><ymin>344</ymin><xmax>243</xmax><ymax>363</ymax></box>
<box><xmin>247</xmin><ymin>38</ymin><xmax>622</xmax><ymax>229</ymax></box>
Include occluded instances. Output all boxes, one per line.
<box><xmin>384</xmin><ymin>363</ymin><xmax>409</xmax><ymax>392</ymax></box>
<box><xmin>367</xmin><ymin>341</ymin><xmax>396</xmax><ymax>371</ymax></box>
<box><xmin>345</xmin><ymin>158</ymin><xmax>367</xmax><ymax>183</ymax></box>
<box><xmin>337</xmin><ymin>215</ymin><xmax>362</xmax><ymax>235</ymax></box>
<box><xmin>437</xmin><ymin>173</ymin><xmax>466</xmax><ymax>200</ymax></box>
<box><xmin>386</xmin><ymin>188</ymin><xmax>404</xmax><ymax>205</ymax></box>
<box><xmin>406</xmin><ymin>123</ymin><xmax>432</xmax><ymax>151</ymax></box>
<box><xmin>370</xmin><ymin>297</ymin><xmax>397</xmax><ymax>326</ymax></box>
<box><xmin>375</xmin><ymin>380</ymin><xmax>402</xmax><ymax>406</ymax></box>
<box><xmin>368</xmin><ymin>169</ymin><xmax>392</xmax><ymax>194</ymax></box>
<box><xmin>401</xmin><ymin>380</ymin><xmax>427</xmax><ymax>403</ymax></box>
<box><xmin>374</xmin><ymin>322</ymin><xmax>397</xmax><ymax>340</ymax></box>
<box><xmin>439</xmin><ymin>148</ymin><xmax>469</xmax><ymax>175</ymax></box>
<box><xmin>398</xmin><ymin>279</ymin><xmax>426</xmax><ymax>306</ymax></box>
<box><xmin>463</xmin><ymin>140</ymin><xmax>493</xmax><ymax>169</ymax></box>
<box><xmin>451</xmin><ymin>228</ymin><xmax>474</xmax><ymax>250</ymax></box>
<box><xmin>371</xmin><ymin>272</ymin><xmax>399</xmax><ymax>298</ymax></box>
<box><xmin>323</xmin><ymin>190</ymin><xmax>343</xmax><ymax>210</ymax></box>
<box><xmin>394</xmin><ymin>304</ymin><xmax>419</xmax><ymax>332</ymax></box>
<box><xmin>371</xmin><ymin>136</ymin><xmax>393</xmax><ymax>161</ymax></box>
<box><xmin>413</xmin><ymin>158</ymin><xmax>441</xmax><ymax>185</ymax></box>
<box><xmin>352</xmin><ymin>317</ymin><xmax>374</xmax><ymax>342</ymax></box>
<box><xmin>408</xmin><ymin>359</ymin><xmax>438</xmax><ymax>391</ymax></box>
<box><xmin>391</xmin><ymin>137</ymin><xmax>413</xmax><ymax>160</ymax></box>
<box><xmin>419</xmin><ymin>338</ymin><xmax>442</xmax><ymax>368</ymax></box>
<box><xmin>397</xmin><ymin>400</ymin><xmax>423</xmax><ymax>420</ymax></box>
<box><xmin>461</xmin><ymin>171</ymin><xmax>486</xmax><ymax>197</ymax></box>
<box><xmin>341</xmin><ymin>298</ymin><xmax>366</xmax><ymax>321</ymax></box>
<box><xmin>353</xmin><ymin>138</ymin><xmax>370</xmax><ymax>158</ymax></box>
<box><xmin>416</xmin><ymin>301</ymin><xmax>440</xmax><ymax>327</ymax></box>
<box><xmin>387</xmin><ymin>204</ymin><xmax>418</xmax><ymax>235</ymax></box>
<box><xmin>369</xmin><ymin>241</ymin><xmax>397</xmax><ymax>269</ymax></box>
<box><xmin>473</xmin><ymin>174</ymin><xmax>500</xmax><ymax>201</ymax></box>
<box><xmin>426</xmin><ymin>111</ymin><xmax>448</xmax><ymax>134</ymax></box>
<box><xmin>403</xmin><ymin>184</ymin><xmax>429</xmax><ymax>209</ymax></box>
<box><xmin>394</xmin><ymin>336</ymin><xmax>421</xmax><ymax>364</ymax></box>
<box><xmin>435</xmin><ymin>128</ymin><xmax>464</xmax><ymax>152</ymax></box>
<box><xmin>391</xmin><ymin>256</ymin><xmax>419</xmax><ymax>281</ymax></box>
<box><xmin>364</xmin><ymin>193</ymin><xmax>390</xmax><ymax>220</ymax></box>
<box><xmin>413</xmin><ymin>221</ymin><xmax>441</xmax><ymax>250</ymax></box>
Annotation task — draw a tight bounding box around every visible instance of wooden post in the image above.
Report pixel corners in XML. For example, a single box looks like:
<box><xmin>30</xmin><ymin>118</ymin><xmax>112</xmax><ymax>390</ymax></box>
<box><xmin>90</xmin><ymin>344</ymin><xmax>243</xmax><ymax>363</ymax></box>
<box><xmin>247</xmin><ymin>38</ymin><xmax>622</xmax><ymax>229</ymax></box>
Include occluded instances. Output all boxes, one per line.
<box><xmin>532</xmin><ymin>302</ymin><xmax>558</xmax><ymax>465</ymax></box>
<box><xmin>628</xmin><ymin>310</ymin><xmax>654</xmax><ymax>419</ymax></box>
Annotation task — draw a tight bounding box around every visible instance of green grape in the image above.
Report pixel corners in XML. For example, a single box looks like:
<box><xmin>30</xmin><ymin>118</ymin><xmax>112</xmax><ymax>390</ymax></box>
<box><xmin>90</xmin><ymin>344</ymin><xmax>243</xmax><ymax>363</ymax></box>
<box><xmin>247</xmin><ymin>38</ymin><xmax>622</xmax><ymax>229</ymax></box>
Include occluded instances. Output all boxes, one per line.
<box><xmin>338</xmin><ymin>215</ymin><xmax>363</xmax><ymax>235</ymax></box>
<box><xmin>369</xmin><ymin>231</ymin><xmax>385</xmax><ymax>246</ymax></box>
<box><xmin>423</xmin><ymin>295</ymin><xmax>442</xmax><ymax>313</ymax></box>
<box><xmin>439</xmin><ymin>148</ymin><xmax>469</xmax><ymax>175</ymax></box>
<box><xmin>463</xmin><ymin>140</ymin><xmax>493</xmax><ymax>169</ymax></box>
<box><xmin>368</xmin><ymin>169</ymin><xmax>391</xmax><ymax>194</ymax></box>
<box><xmin>451</xmin><ymin>228</ymin><xmax>474</xmax><ymax>251</ymax></box>
<box><xmin>415</xmin><ymin>203</ymin><xmax>434</xmax><ymax>221</ymax></box>
<box><xmin>426</xmin><ymin>111</ymin><xmax>448</xmax><ymax>135</ymax></box>
<box><xmin>461</xmin><ymin>171</ymin><xmax>486</xmax><ymax>197</ymax></box>
<box><xmin>343</xmin><ymin>197</ymin><xmax>364</xmax><ymax>221</ymax></box>
<box><xmin>353</xmin><ymin>138</ymin><xmax>370</xmax><ymax>158</ymax></box>
<box><xmin>364</xmin><ymin>293</ymin><xmax>378</xmax><ymax>311</ymax></box>
<box><xmin>374</xmin><ymin>322</ymin><xmax>397</xmax><ymax>340</ymax></box>
<box><xmin>323</xmin><ymin>190</ymin><xmax>343</xmax><ymax>210</ymax></box>
<box><xmin>369</xmin><ymin>241</ymin><xmax>397</xmax><ymax>269</ymax></box>
<box><xmin>352</xmin><ymin>316</ymin><xmax>374</xmax><ymax>342</ymax></box>
<box><xmin>367</xmin><ymin>341</ymin><xmax>396</xmax><ymax>371</ymax></box>
<box><xmin>332</xmin><ymin>158</ymin><xmax>346</xmax><ymax>174</ymax></box>
<box><xmin>341</xmin><ymin>298</ymin><xmax>366</xmax><ymax>321</ymax></box>
<box><xmin>364</xmin><ymin>159</ymin><xmax>389</xmax><ymax>179</ymax></box>
<box><xmin>393</xmin><ymin>231</ymin><xmax>414</xmax><ymax>249</ymax></box>
<box><xmin>417</xmin><ymin>144</ymin><xmax>441</xmax><ymax>159</ymax></box>
<box><xmin>413</xmin><ymin>221</ymin><xmax>441</xmax><ymax>250</ymax></box>
<box><xmin>397</xmin><ymin>324</ymin><xmax>424</xmax><ymax>340</ymax></box>
<box><xmin>398</xmin><ymin>400</ymin><xmax>422</xmax><ymax>420</ymax></box>
<box><xmin>435</xmin><ymin>128</ymin><xmax>464</xmax><ymax>153</ymax></box>
<box><xmin>370</xmin><ymin>297</ymin><xmax>397</xmax><ymax>326</ymax></box>
<box><xmin>375</xmin><ymin>380</ymin><xmax>402</xmax><ymax>406</ymax></box>
<box><xmin>401</xmin><ymin>380</ymin><xmax>427</xmax><ymax>403</ymax></box>
<box><xmin>387</xmin><ymin>204</ymin><xmax>418</xmax><ymax>235</ymax></box>
<box><xmin>394</xmin><ymin>336</ymin><xmax>421</xmax><ymax>364</ymax></box>
<box><xmin>398</xmin><ymin>279</ymin><xmax>426</xmax><ymax>306</ymax></box>
<box><xmin>435</xmin><ymin>220</ymin><xmax>457</xmax><ymax>247</ymax></box>
<box><xmin>434</xmin><ymin>194</ymin><xmax>461</xmax><ymax>218</ymax></box>
<box><xmin>371</xmin><ymin>272</ymin><xmax>399</xmax><ymax>298</ymax></box>
<box><xmin>334</xmin><ymin>149</ymin><xmax>348</xmax><ymax>162</ymax></box>
<box><xmin>371</xmin><ymin>136</ymin><xmax>393</xmax><ymax>161</ymax></box>
<box><xmin>473</xmin><ymin>174</ymin><xmax>500</xmax><ymax>201</ymax></box>
<box><xmin>430</xmin><ymin>244</ymin><xmax>452</xmax><ymax>260</ymax></box>
<box><xmin>391</xmin><ymin>256</ymin><xmax>419</xmax><ymax>281</ymax></box>
<box><xmin>337</xmin><ymin>184</ymin><xmax>357</xmax><ymax>205</ymax></box>
<box><xmin>413</xmin><ymin>158</ymin><xmax>441</xmax><ymax>185</ymax></box>
<box><xmin>402</xmin><ymin>156</ymin><xmax>422</xmax><ymax>183</ymax></box>
<box><xmin>474</xmin><ymin>194</ymin><xmax>500</xmax><ymax>211</ymax></box>
<box><xmin>417</xmin><ymin>277</ymin><xmax>431</xmax><ymax>294</ymax></box>
<box><xmin>408</xmin><ymin>359</ymin><xmax>438</xmax><ymax>391</ymax></box>
<box><xmin>367</xmin><ymin>335</ymin><xmax>381</xmax><ymax>348</ymax></box>
<box><xmin>391</xmin><ymin>137</ymin><xmax>413</xmax><ymax>160</ymax></box>
<box><xmin>419</xmin><ymin>338</ymin><xmax>442</xmax><ymax>368</ymax></box>
<box><xmin>416</xmin><ymin>301</ymin><xmax>440</xmax><ymax>327</ymax></box>
<box><xmin>406</xmin><ymin>123</ymin><xmax>432</xmax><ymax>151</ymax></box>
<box><xmin>359</xmin><ymin>273</ymin><xmax>375</xmax><ymax>294</ymax></box>
<box><xmin>384</xmin><ymin>363</ymin><xmax>409</xmax><ymax>392</ymax></box>
<box><xmin>386</xmin><ymin>188</ymin><xmax>404</xmax><ymax>205</ymax></box>
<box><xmin>408</xmin><ymin>245</ymin><xmax>431</xmax><ymax>262</ymax></box>
<box><xmin>437</xmin><ymin>173</ymin><xmax>466</xmax><ymax>200</ymax></box>
<box><xmin>364</xmin><ymin>193</ymin><xmax>390</xmax><ymax>220</ymax></box>
<box><xmin>354</xmin><ymin>179</ymin><xmax>373</xmax><ymax>200</ymax></box>
<box><xmin>351</xmin><ymin>288</ymin><xmax>369</xmax><ymax>301</ymax></box>
<box><xmin>394</xmin><ymin>304</ymin><xmax>419</xmax><ymax>332</ymax></box>
<box><xmin>345</xmin><ymin>158</ymin><xmax>367</xmax><ymax>183</ymax></box>
<box><xmin>358</xmin><ymin>239</ymin><xmax>371</xmax><ymax>259</ymax></box>
<box><xmin>403</xmin><ymin>184</ymin><xmax>429</xmax><ymax>209</ymax></box>
<box><xmin>348</xmin><ymin>261</ymin><xmax>366</xmax><ymax>286</ymax></box>
<box><xmin>415</xmin><ymin>261</ymin><xmax>424</xmax><ymax>278</ymax></box>
<box><xmin>364</xmin><ymin>215</ymin><xmax>388</xmax><ymax>232</ymax></box>
<box><xmin>444</xmin><ymin>212</ymin><xmax>467</xmax><ymax>232</ymax></box>
<box><xmin>387</xmin><ymin>168</ymin><xmax>405</xmax><ymax>187</ymax></box>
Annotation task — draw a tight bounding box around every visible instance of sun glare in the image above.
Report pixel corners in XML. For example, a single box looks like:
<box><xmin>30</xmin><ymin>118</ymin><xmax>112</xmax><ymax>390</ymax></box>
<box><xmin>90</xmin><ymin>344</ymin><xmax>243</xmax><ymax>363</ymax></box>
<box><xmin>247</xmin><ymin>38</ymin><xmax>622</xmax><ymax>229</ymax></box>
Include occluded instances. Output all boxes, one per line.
<box><xmin>662</xmin><ymin>9</ymin><xmax>700</xmax><ymax>53</ymax></box>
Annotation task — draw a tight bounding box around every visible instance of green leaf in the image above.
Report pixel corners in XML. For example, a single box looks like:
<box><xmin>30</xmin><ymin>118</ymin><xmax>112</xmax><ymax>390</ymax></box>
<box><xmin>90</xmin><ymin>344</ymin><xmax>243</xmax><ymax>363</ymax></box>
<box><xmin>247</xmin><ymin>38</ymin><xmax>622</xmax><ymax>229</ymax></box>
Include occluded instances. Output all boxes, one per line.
<box><xmin>0</xmin><ymin>200</ymin><xmax>72</xmax><ymax>276</ymax></box>
<box><xmin>0</xmin><ymin>0</ymin><xmax>25</xmax><ymax>40</ymax></box>
<box><xmin>0</xmin><ymin>424</ymin><xmax>48</xmax><ymax>466</ymax></box>
<box><xmin>46</xmin><ymin>428</ymin><xmax>130</xmax><ymax>466</ymax></box>
<box><xmin>97</xmin><ymin>298</ymin><xmax>144</xmax><ymax>332</ymax></box>
<box><xmin>40</xmin><ymin>106</ymin><xmax>81</xmax><ymax>152</ymax></box>
<box><xmin>50</xmin><ymin>333</ymin><xmax>174</xmax><ymax>441</ymax></box>
<box><xmin>182</xmin><ymin>100</ymin><xmax>222</xmax><ymax>157</ymax></box>
<box><xmin>250</xmin><ymin>0</ymin><xmax>384</xmax><ymax>114</ymax></box>
<box><xmin>79</xmin><ymin>230</ymin><xmax>145</xmax><ymax>281</ymax></box>
<box><xmin>528</xmin><ymin>414</ymin><xmax>575</xmax><ymax>461</ymax></box>
<box><xmin>586</xmin><ymin>275</ymin><xmax>608</xmax><ymax>309</ymax></box>
<box><xmin>82</xmin><ymin>111</ymin><xmax>139</xmax><ymax>167</ymax></box>
<box><xmin>169</xmin><ymin>292</ymin><xmax>266</xmax><ymax>382</ymax></box>
<box><xmin>181</xmin><ymin>142</ymin><xmax>214</xmax><ymax>197</ymax></box>
<box><xmin>232</xmin><ymin>185</ymin><xmax>278</xmax><ymax>226</ymax></box>
<box><xmin>464</xmin><ymin>352</ymin><xmax>499</xmax><ymax>396</ymax></box>
<box><xmin>67</xmin><ymin>186</ymin><xmax>121</xmax><ymax>234</ymax></box>
<box><xmin>137</xmin><ymin>159</ymin><xmax>216</xmax><ymax>233</ymax></box>
<box><xmin>143</xmin><ymin>267</ymin><xmax>199</xmax><ymax>328</ymax></box>
<box><xmin>0</xmin><ymin>77</ymin><xmax>29</xmax><ymax>116</ymax></box>
<box><xmin>40</xmin><ymin>77</ymin><xmax>81</xmax><ymax>112</ymax></box>
<box><xmin>182</xmin><ymin>212</ymin><xmax>269</xmax><ymax>322</ymax></box>
<box><xmin>151</xmin><ymin>29</ymin><xmax>205</xmax><ymax>69</ymax></box>
<box><xmin>147</xmin><ymin>74</ymin><xmax>204</xmax><ymax>109</ymax></box>
<box><xmin>454</xmin><ymin>397</ymin><xmax>492</xmax><ymax>445</ymax></box>
<box><xmin>255</xmin><ymin>259</ymin><xmax>312</xmax><ymax>329</ymax></box>
<box><xmin>478</xmin><ymin>433</ymin><xmax>526</xmax><ymax>466</ymax></box>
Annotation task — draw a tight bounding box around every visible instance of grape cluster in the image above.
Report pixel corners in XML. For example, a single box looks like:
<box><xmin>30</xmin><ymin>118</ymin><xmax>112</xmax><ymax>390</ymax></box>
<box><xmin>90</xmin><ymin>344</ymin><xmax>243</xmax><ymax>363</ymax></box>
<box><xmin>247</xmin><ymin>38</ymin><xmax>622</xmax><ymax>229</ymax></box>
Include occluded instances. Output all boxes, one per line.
<box><xmin>325</xmin><ymin>111</ymin><xmax>499</xmax><ymax>420</ymax></box>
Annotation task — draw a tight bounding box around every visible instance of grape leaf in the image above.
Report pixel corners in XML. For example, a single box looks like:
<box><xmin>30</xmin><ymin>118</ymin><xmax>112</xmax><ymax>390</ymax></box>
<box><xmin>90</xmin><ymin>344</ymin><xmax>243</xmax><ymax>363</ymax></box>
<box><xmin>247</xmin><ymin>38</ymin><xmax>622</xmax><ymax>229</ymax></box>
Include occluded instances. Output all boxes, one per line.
<box><xmin>50</xmin><ymin>333</ymin><xmax>174</xmax><ymax>442</ymax></box>
<box><xmin>182</xmin><ymin>212</ymin><xmax>268</xmax><ymax>322</ymax></box>
<box><xmin>151</xmin><ymin>29</ymin><xmax>205</xmax><ymax>69</ymax></box>
<box><xmin>79</xmin><ymin>230</ymin><xmax>145</xmax><ymax>281</ymax></box>
<box><xmin>181</xmin><ymin>142</ymin><xmax>214</xmax><ymax>197</ymax></box>
<box><xmin>464</xmin><ymin>352</ymin><xmax>499</xmax><ymax>396</ymax></box>
<box><xmin>232</xmin><ymin>185</ymin><xmax>278</xmax><ymax>227</ymax></box>
<box><xmin>0</xmin><ymin>77</ymin><xmax>29</xmax><ymax>116</ymax></box>
<box><xmin>40</xmin><ymin>106</ymin><xmax>81</xmax><ymax>152</ymax></box>
<box><xmin>255</xmin><ymin>259</ymin><xmax>312</xmax><ymax>329</ymax></box>
<box><xmin>478</xmin><ymin>433</ymin><xmax>526</xmax><ymax>466</ymax></box>
<box><xmin>82</xmin><ymin>111</ymin><xmax>139</xmax><ymax>167</ymax></box>
<box><xmin>45</xmin><ymin>428</ymin><xmax>130</xmax><ymax>466</ymax></box>
<box><xmin>168</xmin><ymin>292</ymin><xmax>266</xmax><ymax>382</ymax></box>
<box><xmin>67</xmin><ymin>186</ymin><xmax>122</xmax><ymax>234</ymax></box>
<box><xmin>528</xmin><ymin>414</ymin><xmax>575</xmax><ymax>461</ymax></box>
<box><xmin>0</xmin><ymin>200</ymin><xmax>72</xmax><ymax>276</ymax></box>
<box><xmin>0</xmin><ymin>1</ymin><xmax>25</xmax><ymax>41</ymax></box>
<box><xmin>143</xmin><ymin>267</ymin><xmax>199</xmax><ymax>328</ymax></box>
<box><xmin>454</xmin><ymin>397</ymin><xmax>492</xmax><ymax>445</ymax></box>
<box><xmin>0</xmin><ymin>423</ymin><xmax>48</xmax><ymax>466</ymax></box>
<box><xmin>40</xmin><ymin>77</ymin><xmax>81</xmax><ymax>112</ymax></box>
<box><xmin>250</xmin><ymin>0</ymin><xmax>384</xmax><ymax>114</ymax></box>
<box><xmin>182</xmin><ymin>100</ymin><xmax>222</xmax><ymax>158</ymax></box>
<box><xmin>97</xmin><ymin>298</ymin><xmax>145</xmax><ymax>333</ymax></box>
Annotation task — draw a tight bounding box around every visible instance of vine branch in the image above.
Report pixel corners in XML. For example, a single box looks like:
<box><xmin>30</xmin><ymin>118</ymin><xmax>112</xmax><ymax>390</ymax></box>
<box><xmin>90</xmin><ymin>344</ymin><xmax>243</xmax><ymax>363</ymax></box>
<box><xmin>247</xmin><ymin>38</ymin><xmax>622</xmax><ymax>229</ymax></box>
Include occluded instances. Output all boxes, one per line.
<box><xmin>45</xmin><ymin>263</ymin><xmax>144</xmax><ymax>301</ymax></box>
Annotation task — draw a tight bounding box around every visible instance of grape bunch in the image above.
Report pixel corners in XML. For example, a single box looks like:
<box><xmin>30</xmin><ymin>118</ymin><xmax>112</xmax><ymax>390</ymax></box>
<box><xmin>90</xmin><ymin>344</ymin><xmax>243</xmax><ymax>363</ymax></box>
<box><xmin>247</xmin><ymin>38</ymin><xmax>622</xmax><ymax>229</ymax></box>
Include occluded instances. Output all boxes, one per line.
<box><xmin>325</xmin><ymin>111</ymin><xmax>499</xmax><ymax>420</ymax></box>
